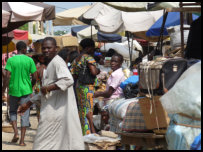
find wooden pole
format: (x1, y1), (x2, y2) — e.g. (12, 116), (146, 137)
(180, 2), (184, 57)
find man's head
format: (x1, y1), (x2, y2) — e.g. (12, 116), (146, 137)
(79, 38), (95, 55)
(16, 41), (27, 54)
(110, 53), (123, 71)
(41, 37), (57, 64)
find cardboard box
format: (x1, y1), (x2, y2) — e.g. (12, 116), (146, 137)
(139, 96), (170, 130)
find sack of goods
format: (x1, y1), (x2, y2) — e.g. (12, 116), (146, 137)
(138, 57), (188, 95)
(121, 99), (149, 132)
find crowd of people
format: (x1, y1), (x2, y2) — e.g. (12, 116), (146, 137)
(2, 37), (129, 150)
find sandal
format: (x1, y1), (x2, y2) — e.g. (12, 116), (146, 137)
(19, 143), (26, 146)
(11, 135), (19, 143)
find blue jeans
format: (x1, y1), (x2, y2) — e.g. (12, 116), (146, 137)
(9, 94), (31, 127)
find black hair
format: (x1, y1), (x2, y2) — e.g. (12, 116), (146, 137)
(16, 41), (27, 52)
(105, 48), (116, 57)
(69, 51), (79, 63)
(42, 37), (57, 46)
(57, 47), (70, 62)
(94, 56), (101, 63)
(79, 38), (95, 49)
(112, 52), (124, 63)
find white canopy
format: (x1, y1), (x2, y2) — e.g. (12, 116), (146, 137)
(103, 2), (148, 12)
(82, 2), (163, 34)
(2, 10), (10, 28)
(77, 26), (98, 42)
(100, 40), (143, 61)
(53, 5), (91, 26)
(95, 9), (163, 34)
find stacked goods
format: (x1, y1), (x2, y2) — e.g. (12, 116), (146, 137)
(138, 96), (170, 130)
(159, 62), (201, 150)
(84, 133), (120, 150)
(108, 98), (139, 133)
(138, 57), (188, 95)
(160, 62), (201, 118)
(100, 130), (118, 138)
(121, 100), (149, 132)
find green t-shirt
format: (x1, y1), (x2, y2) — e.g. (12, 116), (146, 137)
(5, 54), (37, 97)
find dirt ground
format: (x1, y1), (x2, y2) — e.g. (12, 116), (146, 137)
(2, 110), (38, 150)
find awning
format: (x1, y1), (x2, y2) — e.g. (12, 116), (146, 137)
(53, 5), (91, 26)
(2, 2), (55, 34)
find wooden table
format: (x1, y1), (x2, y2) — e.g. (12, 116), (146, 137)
(117, 132), (167, 150)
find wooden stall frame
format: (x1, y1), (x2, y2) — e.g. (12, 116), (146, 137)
(166, 2), (201, 57)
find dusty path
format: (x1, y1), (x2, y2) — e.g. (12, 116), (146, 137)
(2, 110), (38, 150)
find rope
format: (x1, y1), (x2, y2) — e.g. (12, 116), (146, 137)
(173, 121), (201, 128)
(149, 61), (160, 130)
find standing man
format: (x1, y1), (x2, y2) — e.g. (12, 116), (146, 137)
(18, 37), (84, 150)
(4, 41), (37, 146)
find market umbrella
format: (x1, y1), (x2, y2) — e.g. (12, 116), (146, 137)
(2, 10), (11, 28)
(2, 29), (31, 54)
(147, 2), (180, 11)
(103, 2), (149, 12)
(2, 31), (14, 46)
(2, 2), (55, 34)
(53, 5), (91, 26)
(146, 12), (200, 37)
(71, 25), (122, 43)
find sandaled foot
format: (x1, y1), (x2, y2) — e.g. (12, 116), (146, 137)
(19, 143), (26, 146)
(11, 135), (19, 143)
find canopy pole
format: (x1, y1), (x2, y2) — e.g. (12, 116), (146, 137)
(130, 33), (134, 70)
(126, 31), (131, 68)
(6, 31), (10, 121)
(6, 32), (9, 59)
(91, 23), (92, 39)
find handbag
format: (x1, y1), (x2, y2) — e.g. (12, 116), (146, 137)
(78, 58), (96, 85)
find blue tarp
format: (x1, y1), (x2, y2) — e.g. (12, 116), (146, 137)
(146, 12), (199, 37)
(191, 133), (201, 150)
(71, 25), (89, 37)
(71, 25), (121, 42)
(97, 31), (121, 42)
(120, 75), (139, 89)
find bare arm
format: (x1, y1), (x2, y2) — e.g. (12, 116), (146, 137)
(2, 70), (11, 95)
(31, 71), (37, 87)
(88, 63), (100, 76)
(93, 86), (115, 98)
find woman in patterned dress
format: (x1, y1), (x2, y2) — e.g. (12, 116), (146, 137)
(71, 38), (100, 135)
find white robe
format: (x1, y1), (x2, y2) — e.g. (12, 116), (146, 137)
(33, 55), (84, 150)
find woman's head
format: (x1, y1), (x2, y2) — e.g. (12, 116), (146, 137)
(57, 47), (70, 63)
(110, 53), (123, 71)
(79, 38), (95, 55)
(69, 51), (79, 63)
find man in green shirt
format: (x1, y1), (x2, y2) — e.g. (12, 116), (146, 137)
(4, 41), (37, 146)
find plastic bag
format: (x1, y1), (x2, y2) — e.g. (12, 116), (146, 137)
(123, 83), (139, 99)
(160, 62), (201, 118)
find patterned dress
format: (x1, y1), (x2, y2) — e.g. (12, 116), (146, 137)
(71, 54), (97, 135)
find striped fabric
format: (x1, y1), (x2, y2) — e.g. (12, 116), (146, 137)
(122, 101), (148, 132)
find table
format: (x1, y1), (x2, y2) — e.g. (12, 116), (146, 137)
(117, 132), (167, 150)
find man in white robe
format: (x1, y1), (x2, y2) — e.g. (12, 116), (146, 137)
(18, 38), (84, 150)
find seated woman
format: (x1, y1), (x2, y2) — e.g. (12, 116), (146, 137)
(93, 53), (125, 131)
(93, 52), (125, 105)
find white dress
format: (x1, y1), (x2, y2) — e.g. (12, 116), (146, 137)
(33, 55), (84, 150)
